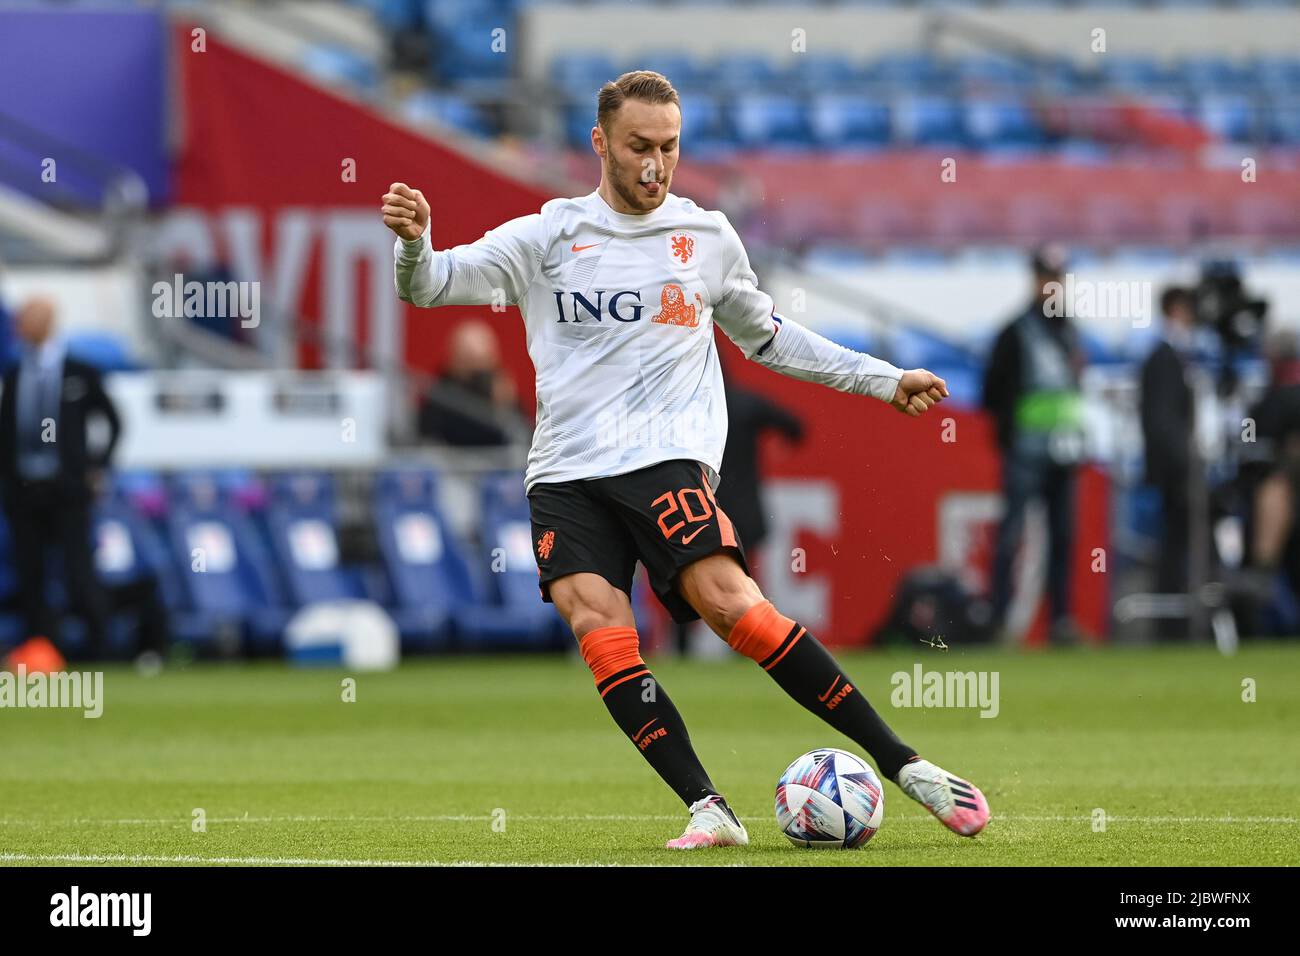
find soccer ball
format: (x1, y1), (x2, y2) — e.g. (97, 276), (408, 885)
(775, 748), (884, 849)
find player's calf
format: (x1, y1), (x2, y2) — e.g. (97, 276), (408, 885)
(574, 622), (730, 819)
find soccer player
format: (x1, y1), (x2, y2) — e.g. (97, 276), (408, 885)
(383, 71), (990, 848)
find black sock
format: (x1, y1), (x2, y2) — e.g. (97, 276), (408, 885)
(596, 666), (718, 808)
(762, 630), (918, 781)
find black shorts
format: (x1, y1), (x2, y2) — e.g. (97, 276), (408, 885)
(528, 459), (749, 623)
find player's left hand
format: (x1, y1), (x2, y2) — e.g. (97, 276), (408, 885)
(890, 369), (948, 417)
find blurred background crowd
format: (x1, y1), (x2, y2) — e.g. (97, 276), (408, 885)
(1, 0), (1298, 665)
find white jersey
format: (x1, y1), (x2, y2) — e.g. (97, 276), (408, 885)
(394, 190), (903, 491)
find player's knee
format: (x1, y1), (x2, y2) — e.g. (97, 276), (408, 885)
(550, 574), (631, 639)
(695, 574), (765, 636)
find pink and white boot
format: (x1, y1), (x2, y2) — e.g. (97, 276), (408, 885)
(665, 795), (749, 850)
(896, 758), (990, 837)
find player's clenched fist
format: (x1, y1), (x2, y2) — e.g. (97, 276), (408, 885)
(382, 182), (430, 242)
(890, 369), (949, 417)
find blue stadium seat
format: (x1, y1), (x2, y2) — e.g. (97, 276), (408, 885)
(1197, 94), (1259, 142)
(1098, 56), (1179, 93)
(1272, 103), (1300, 144)
(402, 90), (494, 137)
(1179, 57), (1257, 94)
(266, 473), (366, 608)
(358, 0), (425, 31)
(1256, 56), (1300, 95)
(453, 471), (565, 650)
(432, 12), (513, 82)
(564, 104), (596, 148)
(809, 95), (891, 148)
(965, 97), (1046, 148)
(551, 53), (619, 97)
(869, 53), (952, 93)
(731, 93), (814, 148)
(787, 55), (865, 94)
(710, 53), (782, 94)
(955, 55), (1036, 91)
(893, 95), (967, 147)
(65, 332), (138, 372)
(679, 95), (734, 153)
(371, 468), (468, 651)
(634, 52), (714, 92)
(166, 472), (290, 655)
(300, 45), (381, 94)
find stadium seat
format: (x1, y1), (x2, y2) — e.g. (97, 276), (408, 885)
(166, 472), (291, 655)
(371, 468), (469, 651)
(1098, 56), (1179, 94)
(551, 53), (619, 98)
(710, 53), (782, 94)
(731, 93), (815, 149)
(810, 95), (891, 148)
(1197, 94), (1260, 143)
(788, 55), (866, 95)
(678, 96), (734, 153)
(402, 90), (494, 137)
(955, 56), (1036, 91)
(65, 331), (138, 371)
(893, 95), (967, 147)
(1255, 56), (1300, 96)
(870, 53), (952, 94)
(300, 45), (381, 94)
(1179, 56), (1257, 94)
(453, 471), (566, 650)
(965, 98), (1047, 148)
(634, 52), (714, 93)
(266, 473), (367, 607)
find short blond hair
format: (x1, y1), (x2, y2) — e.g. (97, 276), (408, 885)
(596, 70), (680, 132)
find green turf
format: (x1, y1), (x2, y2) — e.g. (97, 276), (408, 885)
(1, 644), (1297, 866)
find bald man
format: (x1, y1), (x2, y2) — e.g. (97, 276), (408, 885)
(0, 297), (120, 659)
(417, 318), (525, 446)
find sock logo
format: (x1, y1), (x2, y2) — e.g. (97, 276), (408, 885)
(817, 675), (854, 709)
(633, 717), (667, 751)
(826, 682), (854, 710)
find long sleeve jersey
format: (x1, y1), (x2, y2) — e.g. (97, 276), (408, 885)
(395, 190), (903, 491)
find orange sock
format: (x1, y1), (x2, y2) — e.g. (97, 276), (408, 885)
(727, 600), (805, 670)
(577, 624), (719, 806)
(578, 625), (649, 697)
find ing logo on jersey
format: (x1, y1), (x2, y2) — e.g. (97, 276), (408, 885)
(652, 283), (704, 328)
(669, 231), (695, 265)
(536, 530), (555, 561)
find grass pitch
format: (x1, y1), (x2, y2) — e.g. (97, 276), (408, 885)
(1, 644), (1297, 866)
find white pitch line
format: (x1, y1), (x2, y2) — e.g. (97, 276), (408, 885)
(0, 813), (1295, 827)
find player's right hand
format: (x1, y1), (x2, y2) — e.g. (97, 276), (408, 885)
(382, 182), (430, 242)
(890, 369), (948, 417)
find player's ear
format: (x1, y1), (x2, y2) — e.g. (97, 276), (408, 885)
(591, 125), (605, 159)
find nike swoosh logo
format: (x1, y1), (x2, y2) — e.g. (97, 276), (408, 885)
(681, 524), (710, 545)
(817, 676), (841, 702)
(571, 241), (601, 253)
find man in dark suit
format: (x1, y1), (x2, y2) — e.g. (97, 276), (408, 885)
(0, 297), (121, 659)
(1140, 287), (1196, 637)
